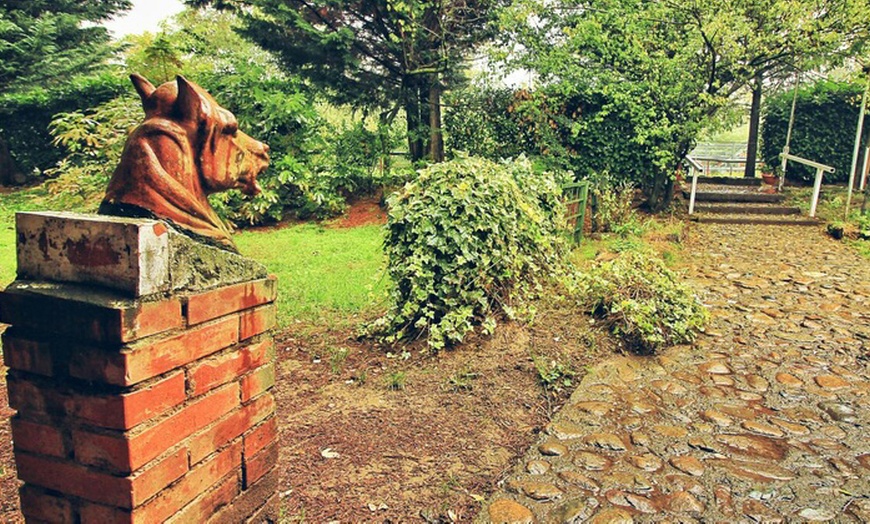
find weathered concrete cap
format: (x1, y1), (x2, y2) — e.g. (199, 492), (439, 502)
(16, 212), (171, 297)
(15, 211), (268, 297)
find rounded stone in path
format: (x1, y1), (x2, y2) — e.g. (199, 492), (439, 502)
(769, 418), (810, 436)
(741, 420), (785, 438)
(573, 401), (613, 416)
(605, 490), (657, 513)
(708, 458), (795, 481)
(818, 401), (857, 423)
(526, 460), (550, 475)
(574, 451), (612, 471)
(746, 374), (770, 392)
(814, 375), (849, 390)
(518, 481), (563, 501)
(630, 432), (651, 447)
(797, 507), (837, 521)
(628, 453), (663, 472)
(583, 433), (627, 451)
(699, 361), (732, 375)
(775, 373), (804, 388)
(669, 456), (705, 476)
(716, 433), (787, 460)
(487, 499), (534, 524)
(701, 409), (733, 427)
(858, 453), (870, 469)
(666, 491), (705, 513)
(742, 499), (784, 523)
(549, 422), (586, 440)
(538, 441), (568, 456)
(558, 471), (600, 492)
(555, 497), (598, 523)
(588, 508), (633, 524)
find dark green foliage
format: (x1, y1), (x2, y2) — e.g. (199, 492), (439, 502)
(0, 72), (129, 176)
(762, 79), (870, 185)
(572, 251), (708, 353)
(0, 0), (131, 93)
(366, 156), (568, 350)
(443, 86), (536, 159)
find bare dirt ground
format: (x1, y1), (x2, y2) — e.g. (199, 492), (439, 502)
(274, 297), (614, 522)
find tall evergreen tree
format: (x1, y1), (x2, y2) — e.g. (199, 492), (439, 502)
(0, 1), (132, 93)
(188, 0), (503, 161)
(0, 0), (131, 183)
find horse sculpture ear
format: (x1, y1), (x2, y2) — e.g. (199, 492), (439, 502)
(130, 73), (156, 102)
(175, 75), (204, 123)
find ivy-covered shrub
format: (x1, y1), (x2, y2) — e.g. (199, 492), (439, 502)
(366, 156), (569, 350)
(572, 252), (707, 353)
(762, 79), (870, 185)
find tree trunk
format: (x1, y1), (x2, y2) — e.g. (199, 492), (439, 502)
(404, 80), (425, 162)
(744, 72), (763, 178)
(0, 135), (22, 186)
(428, 78), (444, 162)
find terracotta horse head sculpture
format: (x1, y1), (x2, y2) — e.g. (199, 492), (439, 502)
(100, 74), (270, 252)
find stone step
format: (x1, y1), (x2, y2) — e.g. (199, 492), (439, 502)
(693, 192), (785, 203)
(691, 214), (820, 226)
(693, 204), (801, 215)
(694, 176), (763, 187)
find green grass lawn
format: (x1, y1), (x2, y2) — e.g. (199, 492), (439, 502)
(0, 187), (388, 327)
(235, 223), (387, 327)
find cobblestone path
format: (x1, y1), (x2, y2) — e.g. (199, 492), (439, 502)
(479, 224), (870, 523)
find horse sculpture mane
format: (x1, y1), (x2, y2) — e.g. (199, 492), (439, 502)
(100, 74), (270, 252)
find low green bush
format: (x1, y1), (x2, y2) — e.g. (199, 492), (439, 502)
(365, 156), (568, 350)
(572, 251), (707, 353)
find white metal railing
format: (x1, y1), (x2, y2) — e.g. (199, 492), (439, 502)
(780, 152), (835, 217)
(685, 155), (705, 215)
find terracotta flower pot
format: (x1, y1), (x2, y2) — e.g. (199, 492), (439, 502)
(761, 173), (778, 186)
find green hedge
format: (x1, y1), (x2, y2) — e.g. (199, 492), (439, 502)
(762, 79), (870, 185)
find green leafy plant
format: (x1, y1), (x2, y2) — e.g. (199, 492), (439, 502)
(571, 251), (708, 353)
(327, 347), (350, 374)
(384, 371), (407, 390)
(446, 368), (479, 392)
(532, 355), (575, 392)
(364, 156), (569, 351)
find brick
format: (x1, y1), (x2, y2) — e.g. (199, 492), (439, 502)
(190, 393), (275, 465)
(6, 374), (62, 417)
(239, 304), (277, 340)
(128, 447), (189, 506)
(79, 503), (131, 524)
(2, 332), (55, 376)
(241, 363), (276, 402)
(0, 283), (181, 344)
(185, 276), (277, 325)
(244, 417), (277, 459)
(11, 416), (66, 457)
(189, 339), (273, 397)
(16, 451), (130, 507)
(73, 384), (239, 473)
(165, 472), (240, 524)
(244, 442), (277, 488)
(74, 371), (186, 430)
(69, 315), (239, 387)
(17, 445), (188, 509)
(132, 440), (242, 524)
(208, 468), (278, 524)
(14, 211), (171, 296)
(19, 485), (74, 523)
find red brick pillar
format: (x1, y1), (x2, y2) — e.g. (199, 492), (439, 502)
(0, 212), (279, 523)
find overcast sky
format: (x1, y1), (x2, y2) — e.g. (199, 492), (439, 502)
(104, 0), (186, 38)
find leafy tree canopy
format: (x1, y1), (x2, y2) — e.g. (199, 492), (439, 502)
(186, 0), (505, 160)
